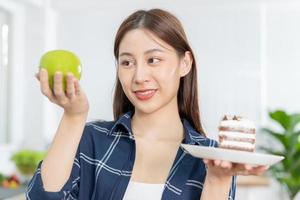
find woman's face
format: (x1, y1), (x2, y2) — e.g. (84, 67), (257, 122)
(117, 29), (191, 115)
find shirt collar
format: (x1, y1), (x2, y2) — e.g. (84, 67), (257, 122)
(108, 111), (134, 139)
(108, 111), (206, 145)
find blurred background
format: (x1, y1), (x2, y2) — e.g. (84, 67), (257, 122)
(0, 0), (300, 199)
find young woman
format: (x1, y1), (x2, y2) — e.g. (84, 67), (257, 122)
(27, 9), (268, 200)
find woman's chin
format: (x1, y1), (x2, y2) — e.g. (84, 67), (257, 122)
(134, 104), (162, 115)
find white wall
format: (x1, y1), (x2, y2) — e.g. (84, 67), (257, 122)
(14, 0), (300, 144)
(265, 2), (300, 113)
(53, 1), (264, 140)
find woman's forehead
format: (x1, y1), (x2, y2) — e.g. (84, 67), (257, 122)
(118, 29), (175, 56)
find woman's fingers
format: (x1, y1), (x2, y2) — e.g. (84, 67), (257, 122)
(204, 159), (269, 176)
(35, 69), (89, 116)
(74, 78), (81, 96)
(230, 164), (268, 176)
(37, 69), (80, 102)
(231, 164), (251, 175)
(66, 73), (75, 99)
(213, 160), (221, 166)
(208, 160), (232, 169)
(53, 71), (68, 103)
(220, 161), (232, 169)
(248, 165), (269, 175)
(203, 159), (214, 166)
(39, 69), (55, 101)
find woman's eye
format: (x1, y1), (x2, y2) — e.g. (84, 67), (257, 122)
(119, 60), (134, 68)
(148, 58), (160, 65)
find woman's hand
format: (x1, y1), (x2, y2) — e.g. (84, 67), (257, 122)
(200, 159), (269, 200)
(35, 69), (89, 117)
(203, 159), (269, 179)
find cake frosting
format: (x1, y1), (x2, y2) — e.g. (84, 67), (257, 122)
(218, 115), (256, 152)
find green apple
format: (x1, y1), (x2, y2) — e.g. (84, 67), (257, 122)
(39, 50), (82, 90)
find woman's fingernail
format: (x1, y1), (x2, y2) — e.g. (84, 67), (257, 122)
(245, 165), (252, 170)
(214, 160), (221, 166)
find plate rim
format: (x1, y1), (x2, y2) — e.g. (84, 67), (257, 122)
(180, 144), (284, 166)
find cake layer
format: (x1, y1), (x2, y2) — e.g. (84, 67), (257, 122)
(219, 144), (254, 152)
(219, 126), (255, 134)
(219, 118), (255, 133)
(219, 131), (256, 143)
(219, 140), (255, 151)
(219, 136), (255, 143)
(219, 131), (255, 139)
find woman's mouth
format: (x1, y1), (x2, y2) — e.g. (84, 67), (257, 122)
(134, 89), (157, 101)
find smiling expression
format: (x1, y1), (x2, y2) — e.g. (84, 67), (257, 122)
(117, 28), (191, 115)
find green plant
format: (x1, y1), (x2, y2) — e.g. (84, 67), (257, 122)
(0, 173), (5, 185)
(262, 110), (300, 199)
(11, 150), (46, 175)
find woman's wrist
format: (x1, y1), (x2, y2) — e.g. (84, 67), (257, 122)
(205, 169), (232, 183)
(206, 169), (232, 194)
(63, 112), (88, 122)
(205, 173), (232, 186)
(201, 172), (232, 200)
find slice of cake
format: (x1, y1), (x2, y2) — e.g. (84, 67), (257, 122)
(218, 115), (256, 152)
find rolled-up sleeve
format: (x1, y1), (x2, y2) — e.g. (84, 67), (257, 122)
(26, 152), (81, 200)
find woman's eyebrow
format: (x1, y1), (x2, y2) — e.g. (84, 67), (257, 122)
(119, 52), (133, 57)
(144, 48), (165, 54)
(119, 48), (165, 57)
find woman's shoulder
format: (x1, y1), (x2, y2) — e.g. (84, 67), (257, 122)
(80, 112), (133, 145)
(75, 119), (122, 155)
(182, 119), (218, 147)
(188, 133), (218, 148)
(86, 119), (114, 131)
(77, 120), (112, 146)
(82, 119), (116, 139)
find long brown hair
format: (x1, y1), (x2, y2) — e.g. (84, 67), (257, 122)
(113, 9), (206, 136)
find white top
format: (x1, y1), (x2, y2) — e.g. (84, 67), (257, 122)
(123, 181), (165, 200)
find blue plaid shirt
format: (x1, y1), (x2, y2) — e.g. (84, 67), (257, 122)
(26, 111), (236, 200)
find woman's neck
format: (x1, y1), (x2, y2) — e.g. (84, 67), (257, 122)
(131, 106), (184, 142)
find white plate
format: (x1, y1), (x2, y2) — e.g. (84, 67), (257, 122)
(181, 144), (284, 166)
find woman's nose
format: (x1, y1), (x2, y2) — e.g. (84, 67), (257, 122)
(133, 63), (150, 84)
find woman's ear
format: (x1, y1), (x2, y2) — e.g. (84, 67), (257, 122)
(179, 51), (193, 77)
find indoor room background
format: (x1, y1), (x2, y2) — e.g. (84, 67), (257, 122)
(0, 0), (300, 199)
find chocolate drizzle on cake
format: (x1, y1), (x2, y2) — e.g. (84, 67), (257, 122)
(233, 115), (239, 120)
(222, 115), (229, 120)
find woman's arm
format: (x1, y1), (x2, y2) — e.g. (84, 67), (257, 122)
(36, 69), (89, 191)
(200, 174), (232, 200)
(41, 113), (87, 191)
